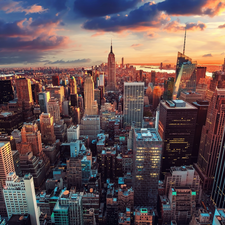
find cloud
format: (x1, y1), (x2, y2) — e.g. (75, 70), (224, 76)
(0, 14), (64, 38)
(0, 51), (45, 65)
(44, 59), (91, 64)
(0, 16), (70, 65)
(218, 24), (225, 29)
(164, 21), (206, 32)
(83, 2), (169, 32)
(131, 43), (143, 48)
(186, 22), (206, 30)
(91, 32), (105, 37)
(157, 0), (225, 17)
(0, 0), (48, 14)
(74, 0), (141, 18)
(202, 53), (213, 57)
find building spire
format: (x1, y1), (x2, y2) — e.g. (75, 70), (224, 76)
(110, 39), (113, 53)
(183, 27), (187, 55)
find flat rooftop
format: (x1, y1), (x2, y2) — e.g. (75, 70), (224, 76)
(0, 142), (8, 148)
(134, 128), (162, 142)
(124, 82), (144, 86)
(161, 100), (197, 110)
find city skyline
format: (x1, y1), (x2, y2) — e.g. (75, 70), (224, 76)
(0, 0), (225, 67)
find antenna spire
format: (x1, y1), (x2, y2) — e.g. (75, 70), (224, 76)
(183, 27), (187, 55)
(110, 39), (113, 53)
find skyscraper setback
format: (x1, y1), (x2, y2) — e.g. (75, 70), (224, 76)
(106, 43), (116, 92)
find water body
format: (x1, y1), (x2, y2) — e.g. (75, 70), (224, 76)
(133, 65), (212, 77)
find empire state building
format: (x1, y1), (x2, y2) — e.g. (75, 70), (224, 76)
(106, 43), (116, 91)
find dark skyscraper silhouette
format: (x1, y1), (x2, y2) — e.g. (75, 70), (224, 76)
(211, 126), (225, 208)
(158, 100), (197, 176)
(0, 80), (14, 105)
(195, 89), (225, 190)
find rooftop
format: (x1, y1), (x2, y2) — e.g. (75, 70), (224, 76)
(161, 100), (197, 110)
(124, 82), (144, 86)
(0, 142), (8, 148)
(134, 128), (162, 142)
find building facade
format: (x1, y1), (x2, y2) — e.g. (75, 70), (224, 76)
(195, 88), (225, 190)
(106, 44), (116, 92)
(133, 128), (162, 207)
(158, 100), (197, 176)
(123, 82), (144, 128)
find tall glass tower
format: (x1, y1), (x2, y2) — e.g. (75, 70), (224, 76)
(173, 52), (197, 99)
(123, 82), (144, 128)
(132, 128), (162, 207)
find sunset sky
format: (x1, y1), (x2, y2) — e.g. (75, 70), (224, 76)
(0, 0), (225, 67)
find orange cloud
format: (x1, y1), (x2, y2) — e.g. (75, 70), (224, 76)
(91, 32), (105, 37)
(131, 44), (143, 48)
(203, 0), (225, 16)
(164, 21), (206, 32)
(2, 1), (48, 15)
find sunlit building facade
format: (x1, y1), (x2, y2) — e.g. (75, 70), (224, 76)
(84, 75), (98, 116)
(211, 127), (225, 208)
(132, 128), (162, 207)
(195, 88), (225, 190)
(123, 82), (144, 128)
(106, 43), (116, 92)
(173, 52), (197, 99)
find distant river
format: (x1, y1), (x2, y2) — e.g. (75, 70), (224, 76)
(133, 65), (213, 77)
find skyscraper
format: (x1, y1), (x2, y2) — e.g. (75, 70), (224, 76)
(24, 174), (40, 225)
(196, 67), (206, 85)
(0, 80), (14, 104)
(191, 100), (209, 163)
(152, 86), (162, 110)
(21, 123), (42, 157)
(158, 100), (197, 176)
(48, 97), (61, 123)
(132, 128), (162, 207)
(0, 142), (15, 216)
(38, 92), (50, 113)
(40, 113), (56, 145)
(123, 82), (144, 128)
(151, 71), (156, 85)
(45, 85), (64, 112)
(52, 75), (60, 86)
(106, 43), (116, 92)
(0, 142), (15, 185)
(211, 127), (225, 208)
(195, 88), (225, 190)
(84, 75), (98, 116)
(173, 52), (197, 99)
(3, 172), (40, 225)
(163, 77), (174, 100)
(69, 77), (77, 95)
(16, 78), (34, 108)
